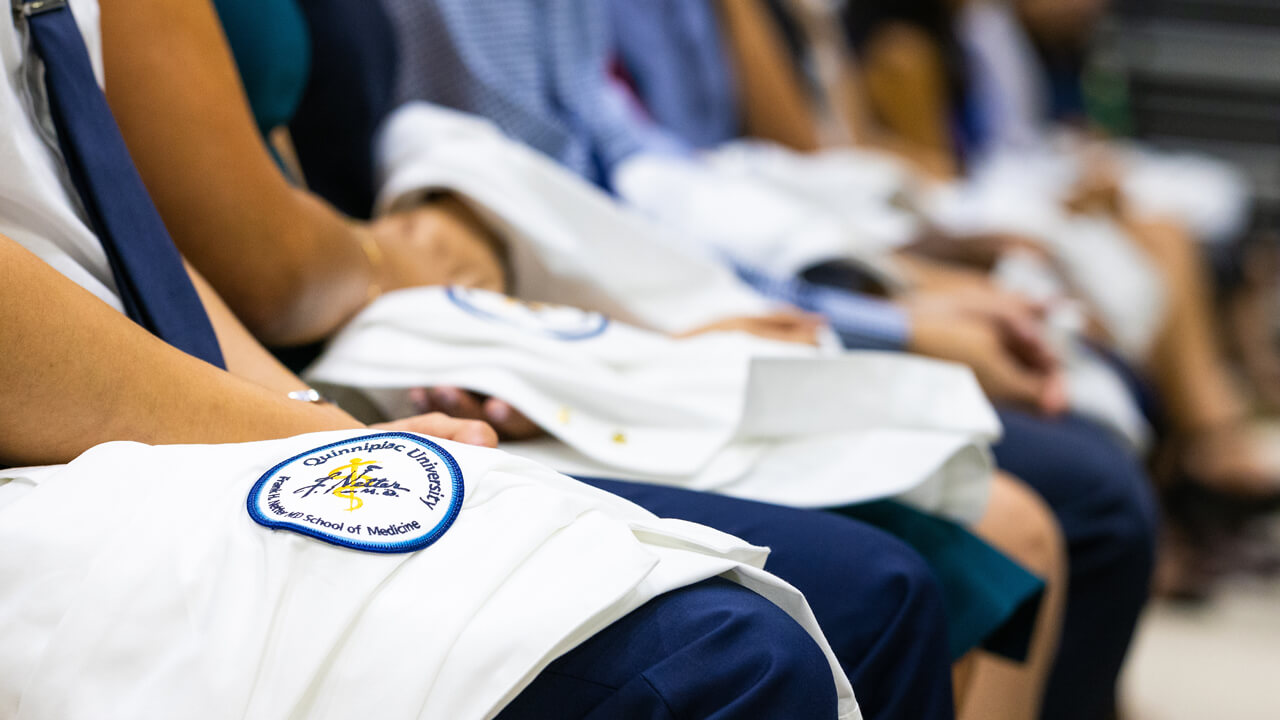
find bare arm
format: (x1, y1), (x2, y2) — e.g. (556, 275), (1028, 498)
(0, 237), (494, 467)
(99, 0), (505, 346)
(186, 259), (313, 393)
(0, 236), (359, 466)
(720, 0), (957, 177)
(858, 23), (958, 176)
(777, 0), (955, 177)
(716, 0), (823, 152)
(99, 0), (373, 345)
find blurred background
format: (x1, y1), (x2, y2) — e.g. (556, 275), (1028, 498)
(1089, 3), (1280, 716)
(1099, 0), (1280, 230)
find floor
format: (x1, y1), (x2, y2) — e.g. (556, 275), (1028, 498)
(1122, 525), (1280, 719)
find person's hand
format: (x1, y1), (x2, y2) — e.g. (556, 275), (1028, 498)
(1064, 173), (1123, 217)
(905, 299), (1067, 415)
(895, 252), (1001, 294)
(407, 387), (545, 441)
(372, 411), (499, 447)
(907, 286), (1057, 371)
(365, 195), (507, 295)
(1064, 147), (1124, 217)
(906, 230), (1051, 271)
(677, 311), (827, 346)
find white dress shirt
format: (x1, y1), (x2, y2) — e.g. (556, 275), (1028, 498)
(0, 0), (120, 310)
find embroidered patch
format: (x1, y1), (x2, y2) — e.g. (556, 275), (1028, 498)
(446, 286), (609, 340)
(247, 432), (464, 553)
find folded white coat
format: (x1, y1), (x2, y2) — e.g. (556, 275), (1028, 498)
(610, 139), (1152, 448)
(376, 102), (774, 335)
(1114, 142), (1252, 246)
(0, 430), (858, 720)
(957, 0), (1251, 246)
(612, 148), (911, 284)
(921, 145), (1168, 361)
(371, 105), (997, 516)
(305, 287), (1000, 523)
(613, 134), (1168, 364)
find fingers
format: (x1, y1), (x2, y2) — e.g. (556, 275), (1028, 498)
(409, 386), (546, 440)
(958, 289), (1057, 372)
(761, 309), (826, 326)
(984, 353), (1055, 413)
(754, 312), (825, 345)
(990, 233), (1053, 262)
(411, 386), (486, 420)
(678, 311), (826, 345)
(373, 412), (499, 448)
(1039, 370), (1070, 416)
(996, 310), (1058, 373)
(443, 415), (501, 447)
(981, 339), (1068, 416)
(963, 286), (1048, 322)
(482, 398), (545, 440)
(959, 318), (1057, 414)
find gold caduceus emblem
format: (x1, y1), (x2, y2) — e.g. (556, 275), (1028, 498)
(326, 457), (379, 512)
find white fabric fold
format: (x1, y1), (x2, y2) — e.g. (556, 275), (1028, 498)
(375, 102), (773, 334)
(701, 141), (923, 262)
(921, 148), (1168, 360)
(0, 431), (858, 720)
(305, 287), (999, 522)
(374, 101), (1146, 449)
(957, 0), (1250, 245)
(612, 151), (858, 277)
(0, 0), (122, 311)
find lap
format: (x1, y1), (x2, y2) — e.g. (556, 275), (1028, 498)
(497, 577), (838, 720)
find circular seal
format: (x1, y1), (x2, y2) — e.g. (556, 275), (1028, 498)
(247, 432), (464, 554)
(446, 286), (609, 341)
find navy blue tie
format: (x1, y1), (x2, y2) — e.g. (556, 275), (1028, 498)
(17, 0), (226, 368)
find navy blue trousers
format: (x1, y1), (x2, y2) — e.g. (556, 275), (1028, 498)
(499, 577), (838, 719)
(579, 478), (956, 720)
(994, 410), (1158, 720)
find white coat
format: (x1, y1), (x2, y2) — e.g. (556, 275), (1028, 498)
(305, 287), (1000, 523)
(0, 431), (858, 719)
(0, 10), (856, 718)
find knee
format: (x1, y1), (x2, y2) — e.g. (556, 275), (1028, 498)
(996, 412), (1159, 575)
(977, 472), (1066, 579)
(706, 584), (840, 716)
(858, 532), (951, 645)
(884, 550), (948, 627)
(832, 535), (954, 718)
(1071, 442), (1159, 575)
(500, 579), (839, 720)
(763, 513), (951, 708)
(752, 508), (949, 643)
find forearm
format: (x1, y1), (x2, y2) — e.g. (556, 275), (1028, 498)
(252, 191), (376, 345)
(718, 0), (822, 151)
(0, 239), (361, 467)
(186, 261), (318, 394)
(101, 0), (373, 346)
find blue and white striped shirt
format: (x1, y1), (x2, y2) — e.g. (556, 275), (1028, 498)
(736, 264), (911, 351)
(382, 0), (913, 352)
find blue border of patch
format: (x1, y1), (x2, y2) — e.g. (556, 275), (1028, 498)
(246, 432), (465, 554)
(445, 286), (610, 341)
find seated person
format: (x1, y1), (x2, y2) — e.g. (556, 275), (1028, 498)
(772, 0), (1280, 598)
(0, 3), (865, 718)
(95, 1), (1062, 718)
(0, 231), (854, 717)
(836, 0), (1280, 495)
(2, 2), (1066, 718)
(341, 1), (1158, 718)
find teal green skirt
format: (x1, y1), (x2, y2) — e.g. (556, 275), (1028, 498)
(835, 501), (1045, 661)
